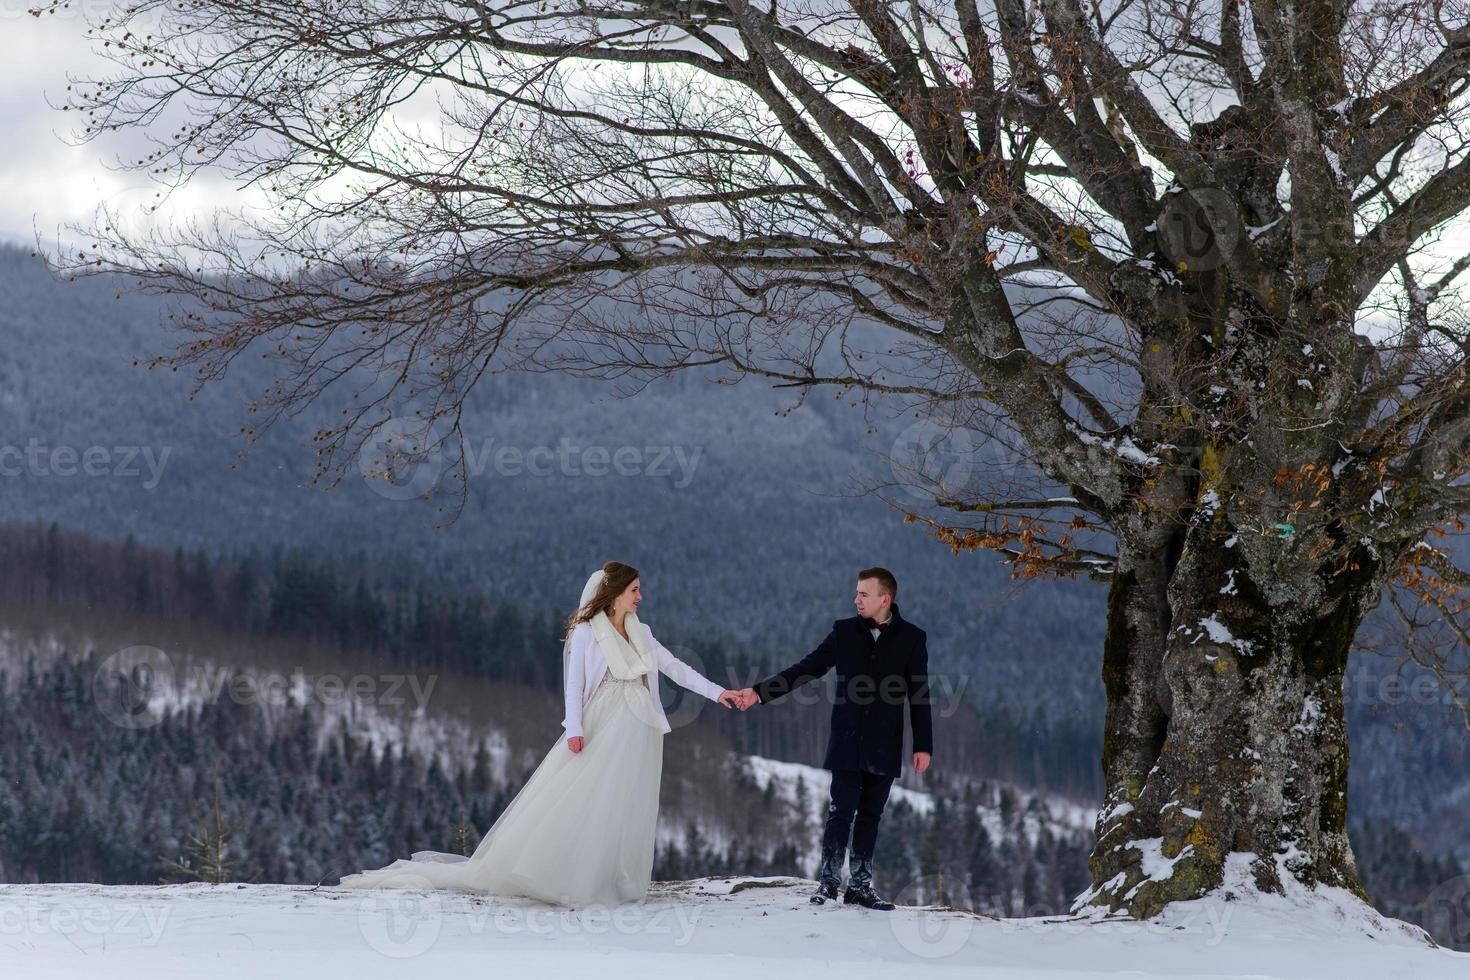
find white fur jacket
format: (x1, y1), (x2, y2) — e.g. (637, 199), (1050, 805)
(561, 619), (725, 739)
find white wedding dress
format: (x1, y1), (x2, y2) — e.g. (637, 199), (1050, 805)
(337, 667), (665, 907)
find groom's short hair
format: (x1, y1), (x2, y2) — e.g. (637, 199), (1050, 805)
(857, 566), (898, 599)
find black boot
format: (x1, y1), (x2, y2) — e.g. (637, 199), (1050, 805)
(810, 839), (846, 905)
(810, 880), (839, 905)
(842, 854), (895, 911)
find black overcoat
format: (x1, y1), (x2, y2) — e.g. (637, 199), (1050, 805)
(752, 604), (933, 777)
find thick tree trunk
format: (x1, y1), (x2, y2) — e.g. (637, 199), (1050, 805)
(1078, 524), (1382, 917)
(1092, 523), (1176, 845)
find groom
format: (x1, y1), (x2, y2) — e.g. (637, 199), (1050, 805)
(735, 567), (933, 910)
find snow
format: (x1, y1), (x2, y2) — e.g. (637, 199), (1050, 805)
(1064, 422), (1163, 466)
(1247, 217), (1283, 239)
(1291, 694), (1322, 735)
(0, 634), (520, 783)
(1121, 837), (1196, 900)
(745, 754), (935, 816)
(1194, 613), (1255, 654)
(1323, 145), (1344, 185)
(1219, 568), (1238, 595)
(1, 871), (1463, 979)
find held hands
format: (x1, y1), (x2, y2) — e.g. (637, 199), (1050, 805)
(566, 688), (775, 747)
(719, 686), (927, 768)
(716, 688), (760, 710)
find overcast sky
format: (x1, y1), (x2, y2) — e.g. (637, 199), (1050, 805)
(1, 15), (266, 256)
(5, 13), (1468, 278)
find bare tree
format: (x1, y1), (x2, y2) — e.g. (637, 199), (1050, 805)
(34, 0), (1470, 918)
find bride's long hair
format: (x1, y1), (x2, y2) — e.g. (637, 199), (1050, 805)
(563, 561), (640, 644)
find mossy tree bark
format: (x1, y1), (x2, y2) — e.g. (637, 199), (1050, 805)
(1083, 526), (1387, 916)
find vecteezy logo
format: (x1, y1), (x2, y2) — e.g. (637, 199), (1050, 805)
(355, 874), (444, 957)
(647, 642), (714, 733)
(1422, 873), (1470, 950)
(357, 416), (446, 501)
(889, 419), (980, 503)
(887, 872), (976, 958)
(92, 645), (176, 729)
(1157, 187), (1239, 273)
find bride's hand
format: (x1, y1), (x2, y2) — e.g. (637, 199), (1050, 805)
(567, 736), (584, 754)
(717, 690), (741, 708)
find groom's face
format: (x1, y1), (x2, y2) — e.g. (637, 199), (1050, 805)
(854, 578), (891, 620)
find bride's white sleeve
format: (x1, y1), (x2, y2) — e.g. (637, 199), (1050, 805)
(647, 626), (724, 700)
(562, 623), (590, 739)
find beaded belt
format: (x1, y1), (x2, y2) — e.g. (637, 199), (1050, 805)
(599, 673), (649, 688)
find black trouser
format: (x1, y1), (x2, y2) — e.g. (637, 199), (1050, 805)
(818, 768), (894, 884)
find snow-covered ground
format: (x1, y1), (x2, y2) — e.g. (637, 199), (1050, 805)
(2, 870), (1465, 980)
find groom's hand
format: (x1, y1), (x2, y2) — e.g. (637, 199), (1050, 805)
(912, 751), (931, 774)
(735, 688), (759, 710)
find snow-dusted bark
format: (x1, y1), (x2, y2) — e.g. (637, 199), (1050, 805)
(1081, 520), (1386, 917)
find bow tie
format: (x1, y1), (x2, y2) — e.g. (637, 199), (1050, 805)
(863, 617), (891, 632)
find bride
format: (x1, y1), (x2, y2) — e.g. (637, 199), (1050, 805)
(336, 561), (742, 907)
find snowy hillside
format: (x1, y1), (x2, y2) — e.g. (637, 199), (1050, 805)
(744, 753), (1094, 853)
(2, 867), (1465, 979)
(0, 627), (1093, 869)
(0, 625), (523, 777)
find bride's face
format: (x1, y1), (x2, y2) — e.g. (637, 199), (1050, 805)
(612, 578), (641, 618)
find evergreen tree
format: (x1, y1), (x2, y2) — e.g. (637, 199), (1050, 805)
(158, 759), (261, 884)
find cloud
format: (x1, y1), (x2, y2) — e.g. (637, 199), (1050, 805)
(0, 17), (260, 252)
